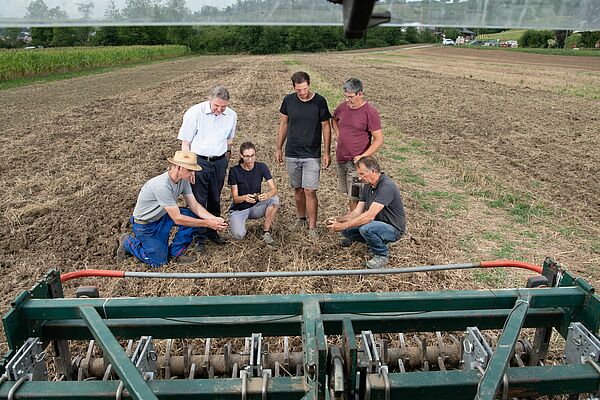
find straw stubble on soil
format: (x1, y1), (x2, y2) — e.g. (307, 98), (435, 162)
(0, 47), (599, 354)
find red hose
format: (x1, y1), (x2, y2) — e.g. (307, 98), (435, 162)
(60, 269), (124, 282)
(480, 260), (542, 274)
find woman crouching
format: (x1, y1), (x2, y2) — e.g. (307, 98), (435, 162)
(228, 142), (280, 244)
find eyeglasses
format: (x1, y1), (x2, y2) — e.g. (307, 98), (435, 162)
(242, 154), (256, 159)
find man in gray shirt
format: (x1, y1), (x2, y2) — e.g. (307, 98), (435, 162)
(326, 156), (405, 269)
(117, 150), (228, 267)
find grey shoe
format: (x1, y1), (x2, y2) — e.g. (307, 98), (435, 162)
(365, 255), (389, 269)
(339, 237), (353, 247)
(116, 233), (130, 261)
(308, 228), (319, 239)
(262, 232), (274, 245)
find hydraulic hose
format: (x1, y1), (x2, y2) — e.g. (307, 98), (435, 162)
(480, 260), (542, 274)
(60, 260), (542, 283)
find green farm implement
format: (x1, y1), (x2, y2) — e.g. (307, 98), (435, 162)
(1, 258), (599, 399)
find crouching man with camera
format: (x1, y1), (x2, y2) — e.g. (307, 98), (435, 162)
(326, 157), (405, 269)
(228, 142), (279, 244)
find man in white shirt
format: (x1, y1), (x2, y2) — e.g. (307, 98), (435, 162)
(178, 86), (237, 249)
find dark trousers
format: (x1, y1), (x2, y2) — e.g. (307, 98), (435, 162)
(192, 155), (228, 243)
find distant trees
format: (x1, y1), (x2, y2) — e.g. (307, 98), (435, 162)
(6, 0), (437, 51)
(520, 30), (555, 48)
(443, 28), (461, 40)
(185, 26), (430, 54)
(31, 28), (53, 46)
(579, 31), (600, 48)
(0, 28), (25, 48)
(520, 29), (600, 49)
(26, 0), (50, 19)
(76, 2), (94, 20)
(4, 25), (437, 51)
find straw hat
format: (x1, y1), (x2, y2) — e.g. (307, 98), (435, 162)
(167, 150), (202, 171)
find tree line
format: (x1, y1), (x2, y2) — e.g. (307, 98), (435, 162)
(0, 25), (438, 53)
(518, 30), (599, 49)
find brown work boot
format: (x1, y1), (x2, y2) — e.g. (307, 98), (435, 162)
(175, 254), (197, 264)
(115, 233), (130, 262)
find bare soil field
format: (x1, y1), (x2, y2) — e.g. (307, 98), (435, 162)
(0, 47), (598, 355)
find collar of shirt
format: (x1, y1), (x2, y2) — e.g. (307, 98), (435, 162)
(201, 100), (229, 116)
(370, 173), (385, 190)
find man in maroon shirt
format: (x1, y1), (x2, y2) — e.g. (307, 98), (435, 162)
(332, 78), (384, 211)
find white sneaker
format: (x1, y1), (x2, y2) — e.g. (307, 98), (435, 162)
(308, 228), (319, 239)
(262, 232), (274, 245)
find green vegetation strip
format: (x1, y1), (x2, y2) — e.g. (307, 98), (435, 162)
(0, 45), (191, 82)
(476, 29), (526, 42)
(464, 46), (600, 57)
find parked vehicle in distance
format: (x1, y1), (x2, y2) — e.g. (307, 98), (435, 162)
(442, 38), (455, 46)
(483, 39), (499, 46)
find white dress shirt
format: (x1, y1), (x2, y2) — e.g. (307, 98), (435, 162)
(177, 100), (237, 157)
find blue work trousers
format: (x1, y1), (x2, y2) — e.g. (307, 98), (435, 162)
(192, 156), (228, 243)
(123, 208), (198, 267)
(342, 221), (402, 257)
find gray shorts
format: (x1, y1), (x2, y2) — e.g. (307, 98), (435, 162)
(229, 196), (280, 239)
(286, 157), (320, 190)
(337, 161), (363, 201)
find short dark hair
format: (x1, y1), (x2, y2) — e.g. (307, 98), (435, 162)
(343, 77), (363, 94)
(238, 141), (256, 164)
(357, 156), (381, 173)
(291, 71), (310, 86)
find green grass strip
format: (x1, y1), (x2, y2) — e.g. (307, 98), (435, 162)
(463, 46), (600, 57)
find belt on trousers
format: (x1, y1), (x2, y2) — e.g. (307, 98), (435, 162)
(197, 153), (226, 162)
(133, 218), (150, 225)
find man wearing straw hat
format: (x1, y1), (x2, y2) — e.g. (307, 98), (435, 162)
(116, 150), (228, 267)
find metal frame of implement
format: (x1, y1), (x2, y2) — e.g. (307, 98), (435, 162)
(0, 257), (599, 399)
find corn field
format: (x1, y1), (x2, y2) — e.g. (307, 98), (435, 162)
(0, 45), (191, 82)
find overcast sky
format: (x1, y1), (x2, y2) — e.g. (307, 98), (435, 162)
(0, 0), (238, 19)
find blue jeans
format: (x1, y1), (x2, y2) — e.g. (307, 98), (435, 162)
(342, 221), (401, 257)
(123, 208), (198, 267)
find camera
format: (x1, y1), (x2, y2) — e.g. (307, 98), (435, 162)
(351, 177), (363, 198)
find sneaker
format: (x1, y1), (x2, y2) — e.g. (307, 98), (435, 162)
(292, 218), (307, 230)
(208, 234), (227, 245)
(175, 254), (197, 264)
(308, 228), (319, 239)
(339, 237), (353, 247)
(365, 255), (389, 269)
(262, 232), (274, 245)
(115, 233), (130, 261)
